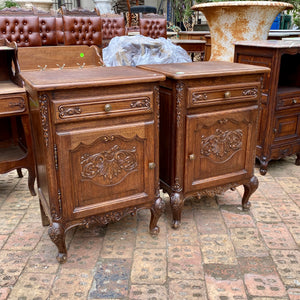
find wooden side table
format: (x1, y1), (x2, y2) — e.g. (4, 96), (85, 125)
(139, 61), (269, 228)
(21, 66), (165, 262)
(234, 40), (300, 174)
(0, 39), (35, 195)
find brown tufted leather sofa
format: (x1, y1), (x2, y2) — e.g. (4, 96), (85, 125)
(101, 14), (125, 48)
(63, 15), (102, 46)
(139, 14), (167, 39)
(0, 15), (42, 46)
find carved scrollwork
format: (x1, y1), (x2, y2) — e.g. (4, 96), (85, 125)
(176, 81), (185, 128)
(130, 98), (150, 109)
(154, 85), (160, 128)
(242, 88), (258, 97)
(171, 178), (183, 193)
(58, 105), (81, 118)
(196, 183), (239, 198)
(200, 129), (243, 161)
(82, 207), (137, 227)
(39, 94), (49, 147)
(192, 92), (208, 103)
(81, 144), (138, 185)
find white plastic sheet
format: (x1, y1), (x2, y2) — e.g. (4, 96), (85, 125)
(103, 35), (192, 67)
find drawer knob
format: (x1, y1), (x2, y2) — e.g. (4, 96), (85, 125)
(189, 154), (195, 160)
(273, 128), (278, 133)
(292, 99), (297, 104)
(149, 162), (156, 169)
(104, 104), (112, 112)
(224, 91), (231, 98)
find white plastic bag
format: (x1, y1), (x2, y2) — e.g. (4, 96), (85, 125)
(103, 35), (192, 67)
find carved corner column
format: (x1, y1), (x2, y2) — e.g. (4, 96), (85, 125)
(170, 81), (185, 229)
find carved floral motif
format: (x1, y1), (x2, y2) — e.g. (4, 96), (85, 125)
(130, 98), (150, 109)
(192, 92), (208, 103)
(58, 105), (81, 118)
(242, 88), (258, 97)
(200, 129), (243, 161)
(176, 81), (185, 128)
(39, 94), (49, 147)
(81, 144), (138, 185)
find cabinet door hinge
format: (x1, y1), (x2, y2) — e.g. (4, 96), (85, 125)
(54, 144), (58, 170)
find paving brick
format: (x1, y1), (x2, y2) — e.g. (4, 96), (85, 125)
(168, 245), (204, 279)
(0, 210), (24, 235)
(62, 236), (102, 269)
(3, 222), (44, 251)
(244, 273), (287, 297)
(50, 271), (94, 299)
(270, 250), (300, 288)
(287, 288), (300, 300)
(100, 227), (135, 259)
(271, 199), (300, 220)
(168, 279), (207, 300)
(7, 272), (55, 300)
(0, 287), (10, 300)
(131, 248), (166, 284)
(257, 222), (298, 249)
(238, 257), (278, 275)
(21, 207), (45, 224)
(203, 264), (241, 280)
(136, 217), (167, 249)
(230, 227), (269, 257)
(0, 250), (30, 286)
(205, 276), (247, 300)
(24, 239), (60, 274)
(200, 234), (237, 265)
(0, 235), (8, 249)
(216, 189), (242, 206)
(290, 193), (300, 208)
(250, 200), (282, 223)
(89, 259), (131, 299)
(258, 181), (289, 199)
(276, 177), (300, 195)
(285, 219), (300, 246)
(0, 190), (33, 211)
(221, 209), (255, 228)
(129, 285), (168, 300)
(194, 209), (227, 235)
(167, 212), (199, 246)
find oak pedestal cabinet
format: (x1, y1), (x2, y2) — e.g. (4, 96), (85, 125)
(20, 66), (165, 263)
(139, 62), (269, 228)
(234, 40), (300, 175)
(0, 39), (35, 195)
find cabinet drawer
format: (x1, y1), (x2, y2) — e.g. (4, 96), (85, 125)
(277, 94), (300, 110)
(0, 95), (27, 116)
(187, 83), (260, 108)
(53, 92), (153, 123)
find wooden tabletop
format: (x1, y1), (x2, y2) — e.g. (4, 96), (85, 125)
(20, 66), (165, 91)
(234, 40), (300, 48)
(138, 61), (270, 80)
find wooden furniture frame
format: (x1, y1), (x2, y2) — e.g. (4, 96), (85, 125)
(234, 40), (300, 174)
(139, 61), (269, 228)
(20, 66), (165, 263)
(0, 39), (35, 195)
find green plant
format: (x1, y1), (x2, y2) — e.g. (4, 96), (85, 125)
(0, 0), (19, 9)
(171, 0), (194, 23)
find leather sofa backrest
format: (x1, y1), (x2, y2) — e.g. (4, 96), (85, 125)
(63, 15), (102, 46)
(139, 17), (167, 39)
(0, 15), (42, 46)
(39, 16), (57, 46)
(101, 14), (125, 40)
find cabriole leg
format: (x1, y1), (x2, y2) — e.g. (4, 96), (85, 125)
(170, 192), (183, 229)
(149, 197), (165, 235)
(242, 175), (258, 210)
(48, 222), (67, 263)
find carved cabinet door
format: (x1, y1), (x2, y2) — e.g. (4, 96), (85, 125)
(55, 121), (156, 221)
(184, 106), (258, 193)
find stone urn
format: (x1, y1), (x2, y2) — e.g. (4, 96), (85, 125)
(192, 1), (294, 62)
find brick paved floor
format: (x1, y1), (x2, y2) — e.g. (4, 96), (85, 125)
(0, 155), (299, 300)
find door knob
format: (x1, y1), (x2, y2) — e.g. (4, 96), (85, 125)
(104, 104), (112, 112)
